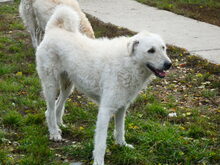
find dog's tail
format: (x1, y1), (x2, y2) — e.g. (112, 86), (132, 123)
(45, 5), (80, 33)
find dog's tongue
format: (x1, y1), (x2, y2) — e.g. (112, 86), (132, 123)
(156, 70), (166, 77)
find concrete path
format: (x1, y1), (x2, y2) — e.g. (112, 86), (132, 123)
(78, 0), (220, 64)
(0, 0), (13, 3)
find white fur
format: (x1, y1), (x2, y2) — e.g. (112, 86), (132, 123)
(19, 0), (95, 49)
(36, 6), (171, 165)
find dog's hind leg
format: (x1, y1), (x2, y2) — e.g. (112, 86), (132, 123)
(55, 72), (74, 127)
(42, 76), (62, 141)
(35, 27), (44, 47)
(114, 107), (134, 148)
(19, 0), (39, 49)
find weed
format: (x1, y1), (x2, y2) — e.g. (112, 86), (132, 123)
(19, 126), (54, 165)
(145, 103), (168, 118)
(201, 89), (218, 98)
(2, 111), (23, 127)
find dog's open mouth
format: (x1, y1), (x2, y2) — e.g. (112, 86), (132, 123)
(146, 64), (166, 78)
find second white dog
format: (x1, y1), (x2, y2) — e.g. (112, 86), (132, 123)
(36, 5), (172, 165)
(19, 0), (95, 49)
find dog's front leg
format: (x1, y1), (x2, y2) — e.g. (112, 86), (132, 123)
(93, 106), (113, 165)
(114, 107), (134, 148)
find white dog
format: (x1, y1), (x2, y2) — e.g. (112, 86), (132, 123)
(19, 0), (94, 49)
(36, 5), (172, 165)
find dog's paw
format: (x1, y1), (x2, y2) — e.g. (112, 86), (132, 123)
(93, 159), (104, 165)
(49, 129), (62, 142)
(93, 150), (104, 165)
(116, 141), (134, 149)
(49, 133), (62, 142)
(57, 122), (67, 128)
(124, 143), (134, 149)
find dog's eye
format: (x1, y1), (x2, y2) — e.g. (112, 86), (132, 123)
(162, 46), (165, 50)
(148, 47), (155, 53)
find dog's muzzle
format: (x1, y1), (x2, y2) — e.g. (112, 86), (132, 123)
(146, 62), (172, 78)
(163, 62), (172, 70)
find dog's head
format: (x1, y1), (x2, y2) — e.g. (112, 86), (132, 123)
(128, 31), (171, 78)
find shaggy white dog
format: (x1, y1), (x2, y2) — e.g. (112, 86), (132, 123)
(36, 5), (172, 165)
(19, 0), (94, 48)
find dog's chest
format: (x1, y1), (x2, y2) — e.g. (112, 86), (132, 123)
(117, 66), (148, 89)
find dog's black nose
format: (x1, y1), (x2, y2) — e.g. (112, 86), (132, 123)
(163, 62), (172, 70)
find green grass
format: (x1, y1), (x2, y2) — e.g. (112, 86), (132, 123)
(137, 0), (220, 8)
(136, 0), (220, 26)
(0, 1), (220, 165)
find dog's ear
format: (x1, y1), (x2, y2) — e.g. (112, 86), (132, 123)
(127, 40), (139, 56)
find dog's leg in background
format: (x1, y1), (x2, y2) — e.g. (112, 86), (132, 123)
(42, 77), (62, 141)
(93, 106), (114, 165)
(35, 27), (44, 47)
(114, 107), (134, 148)
(19, 0), (39, 49)
(56, 72), (74, 127)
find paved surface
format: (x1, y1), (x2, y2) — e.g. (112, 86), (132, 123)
(79, 0), (220, 64)
(0, 0), (13, 3)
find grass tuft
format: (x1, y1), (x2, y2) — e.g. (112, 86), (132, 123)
(145, 103), (168, 118)
(19, 126), (54, 165)
(2, 111), (23, 127)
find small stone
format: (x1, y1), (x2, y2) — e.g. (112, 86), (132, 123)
(168, 112), (177, 117)
(70, 162), (83, 165)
